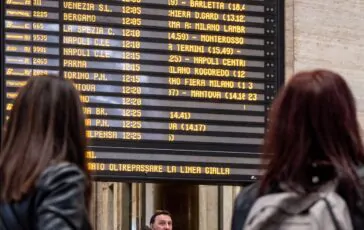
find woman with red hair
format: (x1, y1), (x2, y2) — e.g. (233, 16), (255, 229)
(232, 70), (364, 229)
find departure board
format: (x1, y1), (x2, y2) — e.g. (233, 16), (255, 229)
(1, 0), (284, 184)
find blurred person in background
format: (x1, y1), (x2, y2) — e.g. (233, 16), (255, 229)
(0, 76), (91, 229)
(150, 210), (172, 230)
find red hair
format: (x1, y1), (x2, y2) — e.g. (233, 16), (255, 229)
(260, 70), (364, 205)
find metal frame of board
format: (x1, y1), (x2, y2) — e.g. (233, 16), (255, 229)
(1, 0), (5, 133)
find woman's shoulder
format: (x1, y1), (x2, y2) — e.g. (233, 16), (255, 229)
(234, 183), (260, 209)
(231, 182), (282, 230)
(231, 183), (260, 230)
(34, 162), (90, 229)
(36, 162), (86, 189)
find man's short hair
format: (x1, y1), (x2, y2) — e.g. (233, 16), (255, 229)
(150, 210), (172, 224)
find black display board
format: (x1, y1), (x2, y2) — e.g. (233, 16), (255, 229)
(1, 0), (284, 184)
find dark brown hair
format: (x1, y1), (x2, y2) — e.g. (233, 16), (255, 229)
(150, 210), (172, 224)
(0, 75), (90, 207)
(260, 70), (364, 205)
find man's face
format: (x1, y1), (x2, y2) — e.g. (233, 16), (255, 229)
(151, 214), (172, 230)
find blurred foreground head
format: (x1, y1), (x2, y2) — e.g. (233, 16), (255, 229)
(261, 70), (364, 197)
(0, 76), (89, 202)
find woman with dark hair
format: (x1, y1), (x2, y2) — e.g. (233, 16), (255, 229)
(231, 70), (364, 229)
(0, 76), (91, 229)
